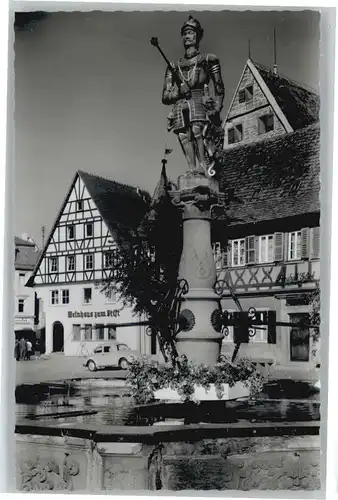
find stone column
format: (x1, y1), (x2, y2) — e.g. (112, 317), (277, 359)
(170, 172), (226, 366)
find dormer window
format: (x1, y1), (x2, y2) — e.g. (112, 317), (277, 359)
(238, 85), (253, 103)
(228, 124), (243, 145)
(258, 113), (274, 135)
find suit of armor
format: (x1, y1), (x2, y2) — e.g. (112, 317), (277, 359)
(162, 17), (225, 173)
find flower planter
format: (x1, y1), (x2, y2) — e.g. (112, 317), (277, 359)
(153, 382), (249, 402)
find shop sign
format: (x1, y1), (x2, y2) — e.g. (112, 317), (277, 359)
(67, 309), (120, 319)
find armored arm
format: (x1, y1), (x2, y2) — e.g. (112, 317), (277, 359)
(208, 54), (225, 113)
(162, 64), (180, 105)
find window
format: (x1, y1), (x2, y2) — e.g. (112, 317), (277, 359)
(49, 257), (58, 273)
(18, 299), (25, 313)
(108, 325), (117, 340)
(85, 254), (94, 270)
(289, 313), (310, 361)
(104, 251), (114, 268)
(19, 273), (26, 285)
(67, 225), (75, 240)
(77, 201), (84, 211)
(96, 324), (105, 340)
(258, 113), (274, 135)
(84, 324), (92, 340)
(62, 289), (70, 304)
(67, 255), (75, 272)
(288, 231), (302, 261)
(231, 239), (245, 266)
(228, 124), (243, 144)
(258, 235), (274, 263)
(51, 290), (59, 305)
(83, 288), (92, 304)
(73, 324), (81, 341)
(238, 85), (253, 103)
(85, 223), (93, 238)
(105, 290), (116, 303)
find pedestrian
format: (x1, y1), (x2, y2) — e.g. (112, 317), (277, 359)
(26, 339), (32, 361)
(19, 337), (26, 361)
(14, 339), (20, 361)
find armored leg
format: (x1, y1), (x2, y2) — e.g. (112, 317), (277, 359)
(178, 129), (196, 170)
(192, 123), (207, 172)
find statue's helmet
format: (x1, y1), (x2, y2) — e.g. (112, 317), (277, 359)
(181, 15), (204, 42)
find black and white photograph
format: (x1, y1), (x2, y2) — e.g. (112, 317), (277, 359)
(13, 8), (324, 493)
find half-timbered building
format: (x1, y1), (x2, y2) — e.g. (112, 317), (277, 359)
(27, 171), (151, 356)
(213, 61), (320, 379)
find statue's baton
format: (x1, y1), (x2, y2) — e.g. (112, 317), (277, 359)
(150, 37), (188, 88)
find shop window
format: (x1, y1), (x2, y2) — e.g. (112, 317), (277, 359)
(108, 325), (117, 340)
(289, 313), (310, 361)
(73, 324), (81, 341)
(62, 289), (69, 304)
(96, 324), (105, 340)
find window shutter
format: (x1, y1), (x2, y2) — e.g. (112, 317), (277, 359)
(267, 311), (277, 344)
(227, 243), (232, 268)
(310, 227), (320, 259)
(274, 232), (284, 261)
(245, 236), (256, 264)
(301, 228), (310, 259)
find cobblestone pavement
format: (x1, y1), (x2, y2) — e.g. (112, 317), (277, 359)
(15, 352), (128, 385)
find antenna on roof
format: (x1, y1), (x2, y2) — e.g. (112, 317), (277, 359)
(248, 39), (251, 60)
(273, 27), (278, 75)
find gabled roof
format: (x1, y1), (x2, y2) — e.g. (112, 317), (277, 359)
(15, 243), (40, 271)
(27, 170), (151, 286)
(218, 122), (320, 226)
(253, 60), (320, 130)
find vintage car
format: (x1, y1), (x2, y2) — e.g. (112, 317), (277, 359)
(83, 343), (146, 371)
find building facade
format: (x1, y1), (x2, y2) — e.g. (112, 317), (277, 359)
(14, 235), (40, 341)
(28, 171), (153, 356)
(213, 59), (320, 379)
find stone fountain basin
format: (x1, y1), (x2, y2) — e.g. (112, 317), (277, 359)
(154, 382), (249, 402)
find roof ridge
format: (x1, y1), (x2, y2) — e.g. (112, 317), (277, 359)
(251, 59), (319, 96)
(78, 169), (148, 195)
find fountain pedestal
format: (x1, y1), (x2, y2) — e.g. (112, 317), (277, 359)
(170, 171), (226, 367)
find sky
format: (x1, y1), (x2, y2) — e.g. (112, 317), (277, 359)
(14, 10), (320, 246)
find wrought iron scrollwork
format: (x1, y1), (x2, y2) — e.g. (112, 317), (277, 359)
(214, 279), (226, 297)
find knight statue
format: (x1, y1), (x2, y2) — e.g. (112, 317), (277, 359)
(161, 16), (225, 175)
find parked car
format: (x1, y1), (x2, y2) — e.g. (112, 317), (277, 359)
(83, 343), (148, 372)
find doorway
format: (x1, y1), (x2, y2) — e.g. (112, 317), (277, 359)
(52, 321), (64, 352)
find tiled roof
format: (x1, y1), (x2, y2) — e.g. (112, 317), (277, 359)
(253, 61), (320, 130)
(15, 243), (40, 271)
(14, 236), (36, 247)
(78, 171), (151, 235)
(218, 123), (320, 226)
